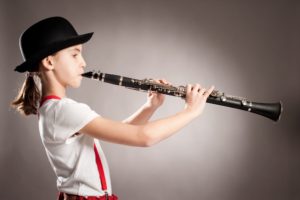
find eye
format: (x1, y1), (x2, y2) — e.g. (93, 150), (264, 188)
(73, 54), (78, 57)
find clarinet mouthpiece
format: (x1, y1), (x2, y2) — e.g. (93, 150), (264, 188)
(81, 71), (94, 78)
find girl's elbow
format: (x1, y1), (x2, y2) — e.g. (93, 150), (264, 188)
(139, 126), (159, 147)
(142, 137), (156, 147)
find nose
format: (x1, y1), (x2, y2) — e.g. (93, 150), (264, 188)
(81, 56), (87, 69)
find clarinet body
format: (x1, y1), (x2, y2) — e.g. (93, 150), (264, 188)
(82, 70), (283, 122)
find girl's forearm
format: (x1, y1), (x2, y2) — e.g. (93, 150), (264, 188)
(122, 103), (158, 125)
(141, 109), (196, 146)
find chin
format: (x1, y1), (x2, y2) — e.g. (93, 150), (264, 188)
(72, 85), (81, 88)
(70, 81), (82, 88)
(73, 82), (82, 88)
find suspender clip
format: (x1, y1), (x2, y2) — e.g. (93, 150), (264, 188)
(104, 191), (109, 200)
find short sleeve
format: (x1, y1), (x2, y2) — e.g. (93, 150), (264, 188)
(53, 99), (99, 141)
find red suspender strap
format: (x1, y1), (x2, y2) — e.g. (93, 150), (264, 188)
(40, 95), (61, 107)
(94, 144), (108, 192)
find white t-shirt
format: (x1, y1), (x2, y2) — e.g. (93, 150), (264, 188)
(38, 97), (112, 196)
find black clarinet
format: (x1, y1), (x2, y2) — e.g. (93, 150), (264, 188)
(82, 70), (283, 122)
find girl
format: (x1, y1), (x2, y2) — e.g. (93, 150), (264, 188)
(12, 16), (214, 200)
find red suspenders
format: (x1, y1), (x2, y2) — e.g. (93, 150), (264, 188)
(94, 144), (108, 196)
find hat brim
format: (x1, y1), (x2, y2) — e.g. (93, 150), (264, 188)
(15, 32), (93, 72)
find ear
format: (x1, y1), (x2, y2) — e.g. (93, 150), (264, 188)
(40, 56), (55, 70)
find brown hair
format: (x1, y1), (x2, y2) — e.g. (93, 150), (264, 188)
(11, 74), (41, 116)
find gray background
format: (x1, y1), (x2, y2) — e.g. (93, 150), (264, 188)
(0, 0), (299, 200)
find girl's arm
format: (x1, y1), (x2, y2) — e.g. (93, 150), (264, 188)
(122, 102), (159, 125)
(80, 84), (214, 147)
(122, 79), (168, 125)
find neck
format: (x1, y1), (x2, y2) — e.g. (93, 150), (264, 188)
(42, 85), (66, 98)
(41, 72), (66, 98)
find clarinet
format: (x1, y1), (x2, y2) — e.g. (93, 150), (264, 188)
(82, 70), (283, 122)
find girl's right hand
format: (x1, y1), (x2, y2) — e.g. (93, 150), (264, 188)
(184, 84), (215, 117)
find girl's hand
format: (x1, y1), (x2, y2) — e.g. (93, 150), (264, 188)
(184, 84), (215, 117)
(146, 79), (171, 109)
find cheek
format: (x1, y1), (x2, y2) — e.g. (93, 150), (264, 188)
(59, 58), (75, 75)
(54, 58), (75, 82)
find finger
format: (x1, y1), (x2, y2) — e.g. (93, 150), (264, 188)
(159, 79), (166, 85)
(186, 84), (192, 93)
(203, 85), (215, 98)
(198, 87), (206, 95)
(147, 91), (153, 96)
(159, 79), (172, 85)
(192, 83), (201, 93)
(153, 79), (160, 84)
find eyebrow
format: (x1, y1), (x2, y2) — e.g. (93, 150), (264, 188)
(69, 47), (81, 52)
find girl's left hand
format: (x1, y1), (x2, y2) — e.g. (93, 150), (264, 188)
(146, 79), (171, 109)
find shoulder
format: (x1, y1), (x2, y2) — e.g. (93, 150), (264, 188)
(39, 97), (99, 118)
(56, 97), (86, 109)
(55, 98), (97, 116)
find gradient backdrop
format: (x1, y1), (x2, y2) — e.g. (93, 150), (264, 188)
(0, 0), (299, 200)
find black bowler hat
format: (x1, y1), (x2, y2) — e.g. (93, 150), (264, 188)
(15, 16), (93, 72)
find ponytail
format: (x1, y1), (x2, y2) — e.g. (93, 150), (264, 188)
(11, 74), (41, 115)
